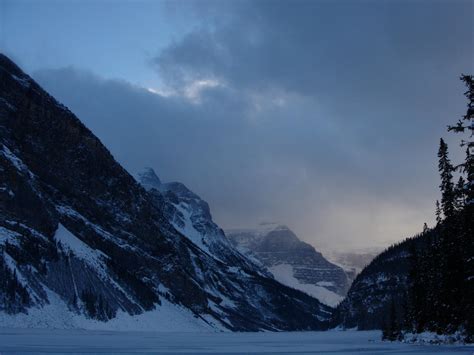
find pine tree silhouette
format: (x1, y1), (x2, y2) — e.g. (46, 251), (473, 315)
(438, 138), (455, 218)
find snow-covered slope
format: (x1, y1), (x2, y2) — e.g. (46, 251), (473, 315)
(227, 223), (349, 307)
(136, 168), (266, 275)
(0, 53), (331, 331)
(0, 289), (215, 332)
(268, 264), (343, 307)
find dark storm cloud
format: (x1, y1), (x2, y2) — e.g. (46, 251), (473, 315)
(34, 0), (472, 251)
(156, 0), (471, 91)
(156, 0), (472, 138)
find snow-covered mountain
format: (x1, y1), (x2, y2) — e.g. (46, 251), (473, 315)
(0, 54), (332, 331)
(136, 168), (268, 275)
(227, 223), (350, 307)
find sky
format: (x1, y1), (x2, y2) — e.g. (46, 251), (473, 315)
(1, 0), (473, 253)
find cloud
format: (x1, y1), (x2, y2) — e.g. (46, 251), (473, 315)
(32, 0), (472, 252)
(154, 0), (471, 155)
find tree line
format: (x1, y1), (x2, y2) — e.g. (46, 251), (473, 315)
(383, 75), (474, 342)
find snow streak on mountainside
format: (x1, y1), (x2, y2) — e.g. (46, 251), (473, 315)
(227, 223), (350, 307)
(0, 53), (332, 331)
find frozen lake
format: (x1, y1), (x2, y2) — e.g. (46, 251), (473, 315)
(0, 328), (472, 354)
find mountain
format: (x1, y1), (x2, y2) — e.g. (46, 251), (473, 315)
(333, 209), (473, 340)
(333, 74), (474, 342)
(227, 223), (350, 307)
(332, 236), (424, 330)
(0, 54), (332, 331)
(136, 167), (269, 275)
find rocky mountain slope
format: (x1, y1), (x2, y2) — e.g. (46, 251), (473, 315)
(0, 53), (332, 331)
(136, 168), (267, 275)
(332, 238), (420, 330)
(227, 223), (350, 307)
(334, 211), (473, 336)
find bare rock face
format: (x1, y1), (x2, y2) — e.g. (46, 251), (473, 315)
(0, 54), (332, 331)
(227, 223), (350, 307)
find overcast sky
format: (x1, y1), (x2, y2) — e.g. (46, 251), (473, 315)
(2, 0), (472, 252)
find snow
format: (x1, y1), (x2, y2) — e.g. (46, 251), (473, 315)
(0, 288), (218, 332)
(54, 224), (109, 270)
(1, 252), (44, 303)
(0, 226), (21, 246)
(3, 253), (28, 287)
(4, 220), (49, 241)
(317, 281), (335, 287)
(403, 331), (469, 345)
(0, 329), (471, 354)
(268, 264), (343, 307)
(0, 144), (28, 173)
(0, 186), (15, 197)
(0, 97), (16, 111)
(135, 167), (162, 190)
(11, 74), (31, 88)
(55, 205), (134, 250)
(171, 202), (213, 257)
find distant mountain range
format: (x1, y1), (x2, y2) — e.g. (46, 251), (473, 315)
(227, 223), (350, 307)
(0, 54), (331, 331)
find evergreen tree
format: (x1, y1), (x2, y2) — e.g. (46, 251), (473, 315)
(438, 138), (455, 218)
(454, 176), (466, 210)
(448, 75), (474, 205)
(396, 75), (473, 342)
(407, 242), (424, 332)
(465, 147), (474, 206)
(435, 200), (442, 225)
(383, 298), (401, 341)
(447, 75), (474, 337)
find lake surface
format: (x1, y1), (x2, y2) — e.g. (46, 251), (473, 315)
(0, 328), (472, 354)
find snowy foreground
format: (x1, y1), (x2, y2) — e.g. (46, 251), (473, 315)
(0, 329), (472, 354)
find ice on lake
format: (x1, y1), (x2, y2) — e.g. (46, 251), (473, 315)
(0, 328), (472, 354)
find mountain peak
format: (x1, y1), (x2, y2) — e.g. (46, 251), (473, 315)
(137, 167), (161, 190)
(227, 224), (351, 306)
